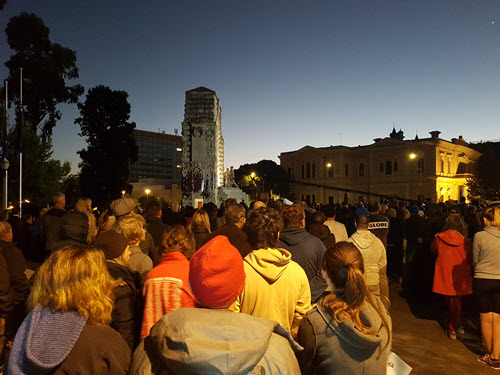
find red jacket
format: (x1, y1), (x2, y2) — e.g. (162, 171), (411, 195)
(141, 251), (196, 338)
(432, 230), (473, 296)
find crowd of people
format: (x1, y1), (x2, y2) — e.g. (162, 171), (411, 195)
(0, 191), (498, 373)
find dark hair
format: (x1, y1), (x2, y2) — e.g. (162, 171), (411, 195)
(312, 211), (325, 224)
(282, 204), (304, 228)
(246, 207), (283, 249)
(224, 198), (237, 208)
(442, 214), (468, 237)
(356, 214), (369, 230)
(323, 204), (335, 218)
(225, 204), (245, 224)
(367, 201), (380, 213)
(146, 199), (162, 218)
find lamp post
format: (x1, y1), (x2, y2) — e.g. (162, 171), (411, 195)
(121, 190), (126, 198)
(145, 189), (151, 200)
(0, 158), (9, 210)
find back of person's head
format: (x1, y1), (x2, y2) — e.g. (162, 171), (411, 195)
(258, 192), (270, 206)
(113, 214), (146, 244)
(190, 209), (211, 233)
(386, 208), (397, 218)
(189, 236), (245, 308)
(483, 206), (500, 228)
(367, 201), (380, 213)
(355, 214), (369, 230)
(53, 193), (65, 206)
(146, 199), (162, 218)
(11, 206), (20, 216)
(321, 242), (390, 342)
(98, 209), (116, 231)
(93, 230), (130, 266)
(246, 207), (283, 249)
(252, 201), (266, 211)
(312, 211), (325, 225)
(75, 197), (92, 213)
(324, 204), (335, 218)
(171, 201), (180, 212)
(28, 245), (116, 325)
(282, 204), (305, 228)
(224, 204), (245, 224)
(160, 225), (195, 259)
(380, 204), (388, 215)
(442, 214), (468, 237)
(224, 198), (237, 209)
(0, 221), (12, 240)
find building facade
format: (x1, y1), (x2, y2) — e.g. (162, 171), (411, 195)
(130, 129), (183, 185)
(279, 130), (481, 204)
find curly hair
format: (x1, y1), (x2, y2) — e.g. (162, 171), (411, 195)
(113, 214), (146, 244)
(160, 225), (195, 259)
(246, 207), (283, 249)
(28, 245), (116, 326)
(282, 204), (304, 228)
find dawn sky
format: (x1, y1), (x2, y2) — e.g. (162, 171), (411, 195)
(1, 0), (499, 173)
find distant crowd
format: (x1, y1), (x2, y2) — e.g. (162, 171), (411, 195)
(0, 191), (499, 373)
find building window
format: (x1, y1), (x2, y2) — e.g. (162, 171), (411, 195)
(328, 165), (334, 178)
(385, 161), (392, 175)
(417, 158), (424, 173)
(380, 162), (384, 172)
(394, 161), (398, 172)
(301, 165), (304, 179)
(440, 158), (444, 173)
(448, 159), (451, 174)
(312, 194), (316, 203)
(359, 163), (365, 177)
(312, 163), (316, 178)
(287, 167), (292, 179)
(306, 163), (311, 178)
(345, 163), (349, 177)
(329, 196), (334, 205)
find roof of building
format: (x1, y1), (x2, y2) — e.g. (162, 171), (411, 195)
(133, 129), (182, 141)
(186, 86), (215, 93)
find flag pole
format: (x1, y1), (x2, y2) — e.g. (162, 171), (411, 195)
(19, 68), (22, 218)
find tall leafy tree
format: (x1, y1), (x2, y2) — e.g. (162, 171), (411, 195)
(76, 85), (138, 205)
(234, 160), (290, 201)
(467, 149), (500, 202)
(4, 12), (83, 138)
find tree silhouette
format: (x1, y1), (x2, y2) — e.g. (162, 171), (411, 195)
(76, 85), (138, 206)
(4, 12), (83, 138)
(234, 160), (290, 201)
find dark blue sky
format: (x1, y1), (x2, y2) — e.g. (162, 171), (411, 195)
(1, 1), (499, 172)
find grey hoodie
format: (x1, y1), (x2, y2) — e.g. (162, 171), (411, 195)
(347, 231), (387, 287)
(473, 225), (500, 279)
(129, 308), (302, 375)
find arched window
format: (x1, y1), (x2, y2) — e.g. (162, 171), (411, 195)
(345, 163), (349, 177)
(359, 163), (365, 177)
(385, 161), (392, 175)
(380, 162), (384, 173)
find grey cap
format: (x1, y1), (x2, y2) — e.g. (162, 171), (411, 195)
(110, 198), (136, 218)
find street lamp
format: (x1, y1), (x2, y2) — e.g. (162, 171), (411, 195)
(0, 158), (9, 210)
(145, 189), (151, 200)
(250, 172), (256, 178)
(121, 190), (126, 198)
(409, 153), (416, 159)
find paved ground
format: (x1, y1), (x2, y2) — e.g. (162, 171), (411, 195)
(390, 280), (493, 374)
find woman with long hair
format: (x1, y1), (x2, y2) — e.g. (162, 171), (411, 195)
(296, 241), (391, 375)
(141, 225), (196, 339)
(431, 214), (472, 340)
(7, 245), (131, 374)
(75, 197), (97, 243)
(474, 206), (500, 369)
(189, 209), (211, 251)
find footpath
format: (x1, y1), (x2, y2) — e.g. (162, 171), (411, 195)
(390, 280), (492, 374)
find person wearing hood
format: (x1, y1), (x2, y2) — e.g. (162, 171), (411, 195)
(347, 214), (389, 302)
(296, 241), (392, 375)
(129, 235), (302, 375)
(431, 215), (472, 340)
(278, 204), (328, 303)
(7, 245), (130, 374)
(52, 210), (90, 251)
(473, 206), (500, 370)
(236, 207), (311, 338)
(94, 230), (142, 351)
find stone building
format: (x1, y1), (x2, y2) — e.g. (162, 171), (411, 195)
(279, 130), (481, 204)
(181, 87), (225, 206)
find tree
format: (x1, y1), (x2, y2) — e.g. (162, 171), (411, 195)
(61, 174), (81, 207)
(76, 85), (138, 206)
(234, 160), (290, 201)
(467, 149), (500, 202)
(4, 12), (83, 138)
(6, 126), (70, 207)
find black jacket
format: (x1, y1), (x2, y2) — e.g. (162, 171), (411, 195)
(207, 223), (253, 258)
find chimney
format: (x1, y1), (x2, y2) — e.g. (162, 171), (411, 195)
(429, 131), (441, 140)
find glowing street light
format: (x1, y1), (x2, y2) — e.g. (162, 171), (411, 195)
(409, 153), (417, 159)
(326, 163), (332, 168)
(250, 172), (256, 178)
(121, 190), (126, 198)
(145, 189), (151, 199)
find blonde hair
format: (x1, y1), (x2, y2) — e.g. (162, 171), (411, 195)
(75, 197), (97, 243)
(321, 242), (391, 346)
(0, 221), (12, 239)
(28, 245), (116, 326)
(484, 206), (500, 229)
(190, 209), (211, 233)
(113, 215), (146, 244)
